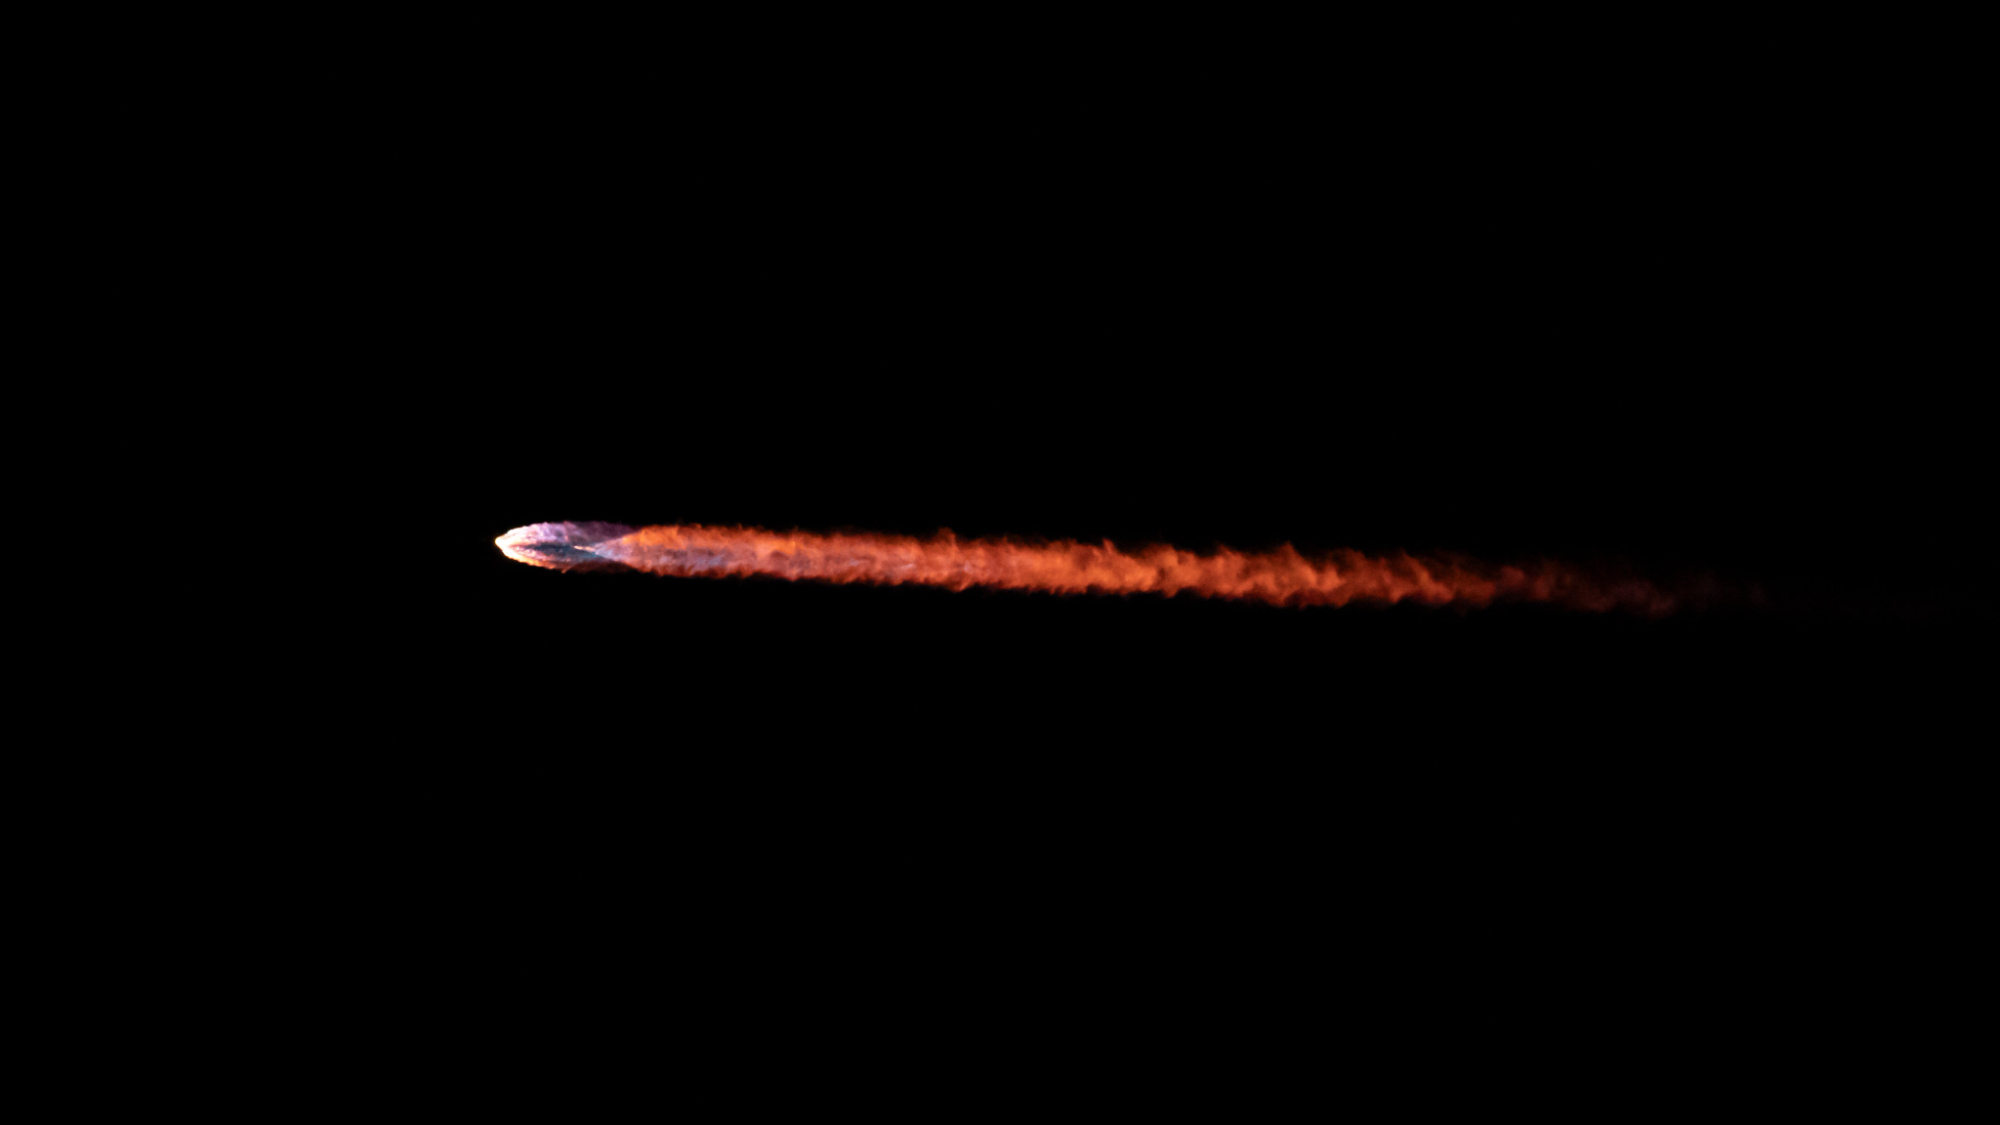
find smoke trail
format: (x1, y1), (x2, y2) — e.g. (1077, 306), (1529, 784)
(496, 521), (1679, 613)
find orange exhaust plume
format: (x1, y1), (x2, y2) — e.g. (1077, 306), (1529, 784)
(497, 521), (1677, 613)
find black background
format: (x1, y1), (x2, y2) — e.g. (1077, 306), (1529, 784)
(331, 17), (1985, 1082)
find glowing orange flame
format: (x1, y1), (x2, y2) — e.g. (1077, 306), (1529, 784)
(497, 521), (1675, 613)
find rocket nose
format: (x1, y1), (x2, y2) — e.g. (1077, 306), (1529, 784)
(495, 522), (636, 571)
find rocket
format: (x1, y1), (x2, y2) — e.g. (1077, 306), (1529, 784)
(493, 521), (635, 571)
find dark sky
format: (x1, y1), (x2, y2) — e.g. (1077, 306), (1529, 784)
(401, 21), (1984, 831)
(367, 20), (1980, 1075)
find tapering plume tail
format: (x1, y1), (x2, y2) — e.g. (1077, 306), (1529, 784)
(497, 521), (1683, 614)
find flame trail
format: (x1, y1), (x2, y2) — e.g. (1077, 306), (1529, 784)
(496, 521), (1678, 613)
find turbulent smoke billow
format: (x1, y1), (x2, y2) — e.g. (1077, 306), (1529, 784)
(496, 521), (1700, 613)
